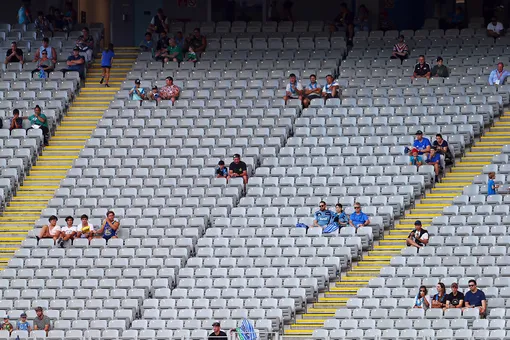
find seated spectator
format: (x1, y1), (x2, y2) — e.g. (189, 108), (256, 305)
(446, 282), (464, 309)
(406, 220), (429, 248)
(129, 79), (146, 101)
(302, 74), (322, 108)
(414, 285), (431, 309)
(17, 2), (31, 25)
(331, 3), (354, 44)
(354, 4), (370, 32)
(52, 10), (68, 32)
(1, 315), (13, 335)
(349, 202), (370, 229)
(216, 160), (228, 178)
(156, 31), (169, 51)
(4, 41), (24, 65)
(425, 148), (441, 182)
(34, 11), (53, 35)
(37, 215), (60, 243)
(333, 203), (348, 230)
(312, 201), (334, 229)
(149, 8), (169, 34)
(488, 171), (499, 195)
(159, 76), (180, 104)
(33, 307), (51, 335)
(165, 38), (183, 63)
(186, 28), (207, 56)
(76, 214), (95, 241)
(175, 31), (185, 49)
(431, 57), (449, 77)
(25, 105), (49, 146)
(186, 46), (198, 62)
(488, 62), (510, 85)
(58, 216), (76, 248)
(431, 282), (447, 309)
(209, 321), (227, 339)
(76, 27), (94, 62)
(33, 37), (57, 65)
(62, 46), (85, 79)
(390, 35), (409, 62)
(283, 73), (303, 104)
(463, 279), (487, 316)
(322, 74), (340, 101)
(408, 130), (431, 155)
(147, 85), (161, 102)
(96, 211), (120, 241)
(32, 49), (53, 78)
(447, 6), (464, 29)
(228, 154), (248, 184)
(487, 16), (504, 38)
(9, 109), (23, 131)
(140, 32), (155, 53)
(409, 148), (423, 168)
(16, 313), (31, 333)
(63, 1), (77, 28)
(412, 55), (431, 80)
(433, 133), (451, 168)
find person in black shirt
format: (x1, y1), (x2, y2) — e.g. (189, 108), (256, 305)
(4, 42), (24, 65)
(228, 154), (248, 184)
(445, 282), (464, 309)
(208, 322), (228, 339)
(216, 160), (228, 178)
(412, 55), (431, 80)
(10, 109), (23, 131)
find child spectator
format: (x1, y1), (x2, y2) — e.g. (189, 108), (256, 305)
(9, 109), (23, 131)
(139, 32), (154, 52)
(16, 313), (31, 333)
(148, 85), (161, 103)
(100, 43), (114, 87)
(216, 160), (228, 178)
(409, 148), (423, 167)
(1, 316), (13, 335)
(186, 46), (198, 62)
(488, 172), (498, 195)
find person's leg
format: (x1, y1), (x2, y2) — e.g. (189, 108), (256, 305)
(171, 97), (177, 105)
(331, 88), (338, 98)
(406, 238), (421, 248)
(242, 175), (248, 184)
(41, 126), (50, 145)
(283, 95), (289, 104)
(164, 57), (169, 63)
(38, 225), (50, 239)
(86, 49), (93, 62)
(100, 67), (105, 84)
(433, 163), (440, 176)
(105, 67), (111, 86)
(302, 98), (310, 108)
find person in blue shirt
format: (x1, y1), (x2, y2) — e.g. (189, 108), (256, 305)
(488, 62), (510, 86)
(16, 313), (31, 333)
(63, 47), (85, 79)
(215, 160), (228, 178)
(312, 201), (334, 228)
(139, 32), (154, 53)
(425, 148), (441, 183)
(410, 130), (431, 155)
(333, 203), (349, 229)
(100, 43), (114, 87)
(129, 79), (146, 101)
(302, 74), (322, 108)
(96, 211), (120, 242)
(487, 172), (498, 195)
(463, 279), (487, 316)
(349, 202), (370, 229)
(409, 148), (423, 168)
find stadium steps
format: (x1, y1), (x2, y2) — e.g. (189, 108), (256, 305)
(282, 110), (510, 338)
(0, 47), (138, 270)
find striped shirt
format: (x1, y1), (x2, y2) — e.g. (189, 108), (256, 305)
(393, 43), (409, 55)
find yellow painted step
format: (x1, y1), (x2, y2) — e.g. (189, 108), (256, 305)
(284, 330), (314, 335)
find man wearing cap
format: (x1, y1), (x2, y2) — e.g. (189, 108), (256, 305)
(412, 54), (431, 80)
(411, 130), (431, 155)
(1, 315), (13, 335)
(33, 307), (51, 335)
(62, 46), (85, 79)
(208, 321), (227, 339)
(129, 79), (146, 101)
(159, 76), (180, 104)
(228, 154), (248, 184)
(16, 313), (31, 333)
(406, 220), (429, 248)
(445, 283), (464, 309)
(431, 57), (449, 77)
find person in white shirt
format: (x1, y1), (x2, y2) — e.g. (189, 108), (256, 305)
(37, 215), (61, 243)
(322, 74), (340, 101)
(58, 216), (77, 248)
(76, 214), (95, 241)
(283, 73), (303, 104)
(487, 16), (504, 38)
(302, 74), (322, 108)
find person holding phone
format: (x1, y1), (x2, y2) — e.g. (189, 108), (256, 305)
(414, 285), (431, 309)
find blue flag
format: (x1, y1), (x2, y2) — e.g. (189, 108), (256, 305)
(236, 318), (256, 340)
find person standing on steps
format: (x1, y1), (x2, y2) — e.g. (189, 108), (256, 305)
(100, 43), (114, 87)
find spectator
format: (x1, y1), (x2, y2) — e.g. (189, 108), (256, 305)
(140, 32), (155, 53)
(186, 28), (207, 56)
(31, 49), (53, 78)
(16, 313), (31, 333)
(216, 160), (228, 178)
(445, 282), (464, 309)
(37, 215), (60, 243)
(283, 73), (303, 104)
(96, 210), (120, 241)
(76, 27), (94, 62)
(431, 282), (447, 309)
(165, 38), (183, 63)
(433, 133), (452, 168)
(1, 316), (13, 335)
(349, 202), (370, 229)
(447, 6), (464, 29)
(45, 6), (56, 26)
(487, 16), (504, 38)
(463, 279), (487, 316)
(149, 8), (169, 34)
(331, 3), (354, 44)
(62, 47), (85, 79)
(411, 130), (432, 155)
(333, 203), (349, 230)
(159, 76), (180, 104)
(488, 171), (499, 195)
(129, 79), (146, 101)
(52, 10), (67, 32)
(431, 57), (449, 77)
(208, 321), (227, 339)
(412, 55), (431, 80)
(156, 31), (169, 51)
(409, 148), (423, 168)
(147, 85), (161, 102)
(390, 35), (409, 62)
(17, 2), (31, 24)
(34, 11), (52, 35)
(186, 46), (198, 62)
(302, 74), (322, 108)
(32, 307), (50, 335)
(58, 216), (76, 248)
(312, 201), (334, 229)
(4, 42), (24, 65)
(354, 4), (370, 32)
(25, 105), (49, 145)
(33, 37), (57, 65)
(63, 1), (77, 28)
(425, 148), (441, 182)
(322, 74), (340, 101)
(76, 214), (95, 242)
(414, 286), (431, 309)
(228, 153), (248, 184)
(9, 109), (23, 131)
(100, 43), (115, 87)
(406, 220), (429, 248)
(488, 62), (510, 85)
(175, 31), (185, 49)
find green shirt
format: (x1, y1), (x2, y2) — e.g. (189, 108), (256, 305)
(29, 113), (48, 128)
(1, 322), (13, 332)
(431, 65), (449, 78)
(167, 45), (183, 62)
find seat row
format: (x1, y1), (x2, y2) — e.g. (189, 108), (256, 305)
(380, 264), (510, 280)
(427, 225), (510, 237)
(390, 254), (510, 268)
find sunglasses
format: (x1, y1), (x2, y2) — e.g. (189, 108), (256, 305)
(354, 207), (361, 209)
(468, 284), (475, 287)
(319, 205), (325, 208)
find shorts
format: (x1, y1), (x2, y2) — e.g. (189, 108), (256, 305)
(102, 233), (116, 241)
(101, 65), (111, 69)
(306, 94), (321, 100)
(323, 93), (338, 99)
